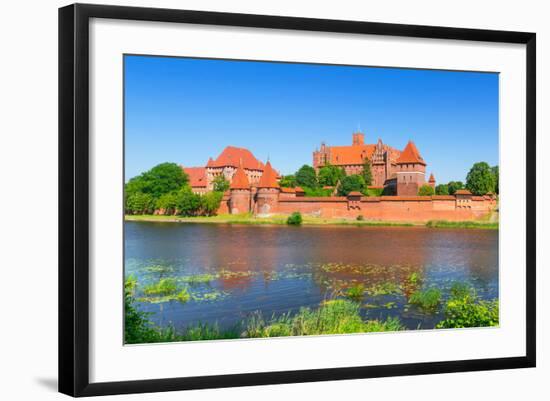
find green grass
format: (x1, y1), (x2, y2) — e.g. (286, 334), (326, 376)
(426, 220), (499, 229)
(143, 278), (177, 295)
(408, 287), (442, 312)
(345, 284), (366, 301)
(125, 214), (416, 227)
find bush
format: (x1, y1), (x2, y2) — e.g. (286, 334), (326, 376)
(435, 184), (449, 195)
(447, 181), (464, 195)
(408, 287), (441, 312)
(466, 162), (496, 195)
(175, 186), (201, 216)
(345, 284), (365, 301)
(155, 192), (178, 214)
(437, 297), (499, 328)
(287, 212), (303, 225)
(318, 164), (345, 187)
(125, 192), (155, 214)
(418, 184), (435, 196)
(295, 165), (318, 189)
(356, 215), (364, 221)
(200, 191), (223, 216)
(279, 174), (297, 188)
(212, 175), (230, 192)
(338, 174), (366, 196)
(302, 187), (333, 197)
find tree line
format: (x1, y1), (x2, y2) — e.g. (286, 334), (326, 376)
(280, 158), (377, 196)
(281, 160), (499, 197)
(125, 163), (226, 215)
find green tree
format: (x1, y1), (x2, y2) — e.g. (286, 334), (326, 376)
(295, 165), (318, 189)
(155, 192), (178, 215)
(175, 187), (201, 216)
(318, 164), (345, 187)
(200, 191), (223, 216)
(435, 184), (449, 195)
(338, 174), (366, 196)
(126, 162), (189, 200)
(491, 165), (499, 194)
(447, 181), (464, 195)
(466, 162), (496, 195)
(361, 159), (373, 186)
(125, 192), (155, 214)
(212, 175), (230, 192)
(279, 174), (297, 188)
(418, 184), (435, 196)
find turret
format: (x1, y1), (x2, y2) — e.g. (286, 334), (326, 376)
(428, 173), (436, 189)
(229, 164), (251, 214)
(352, 131), (365, 146)
(395, 140), (427, 196)
(255, 161), (280, 216)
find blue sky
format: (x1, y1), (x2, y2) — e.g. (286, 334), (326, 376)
(124, 55), (498, 184)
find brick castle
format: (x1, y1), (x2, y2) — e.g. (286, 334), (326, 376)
(180, 131), (496, 222)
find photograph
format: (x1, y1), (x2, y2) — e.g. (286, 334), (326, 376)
(123, 54), (500, 344)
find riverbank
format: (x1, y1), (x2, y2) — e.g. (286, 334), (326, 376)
(125, 214), (498, 229)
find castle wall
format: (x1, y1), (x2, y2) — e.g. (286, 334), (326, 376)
(269, 195), (495, 222)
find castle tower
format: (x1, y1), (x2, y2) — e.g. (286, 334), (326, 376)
(255, 161), (280, 216)
(428, 173), (436, 189)
(229, 164), (251, 214)
(352, 131), (365, 146)
(395, 140), (427, 196)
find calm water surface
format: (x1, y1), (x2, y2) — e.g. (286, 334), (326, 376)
(125, 222), (498, 331)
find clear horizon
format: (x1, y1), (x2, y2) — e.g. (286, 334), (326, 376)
(124, 55), (499, 184)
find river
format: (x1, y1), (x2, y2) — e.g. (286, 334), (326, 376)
(125, 222), (499, 332)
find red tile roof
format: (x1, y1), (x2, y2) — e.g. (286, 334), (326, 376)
(328, 144), (375, 165)
(210, 146), (265, 170)
(257, 161), (279, 188)
(348, 191), (363, 196)
(295, 187), (305, 193)
(396, 141), (426, 165)
(182, 166), (207, 188)
(455, 189), (472, 195)
(230, 164), (250, 190)
(280, 187), (296, 193)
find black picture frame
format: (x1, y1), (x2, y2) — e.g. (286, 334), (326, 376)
(59, 3), (536, 397)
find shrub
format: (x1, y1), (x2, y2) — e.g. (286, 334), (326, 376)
(437, 297), (499, 328)
(212, 175), (230, 192)
(345, 284), (365, 301)
(287, 212), (303, 225)
(143, 278), (178, 295)
(175, 186), (201, 216)
(356, 215), (365, 221)
(466, 162), (496, 195)
(338, 174), (366, 196)
(155, 192), (178, 214)
(125, 192), (155, 214)
(295, 165), (318, 189)
(200, 191), (223, 216)
(418, 184), (435, 196)
(408, 287), (441, 311)
(435, 184), (449, 195)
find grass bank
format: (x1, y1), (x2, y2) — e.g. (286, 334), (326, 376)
(125, 213), (415, 227)
(126, 214), (498, 229)
(426, 220), (498, 230)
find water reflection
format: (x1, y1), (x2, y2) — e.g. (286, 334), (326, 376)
(125, 222), (498, 330)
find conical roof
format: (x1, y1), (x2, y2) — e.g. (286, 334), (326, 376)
(230, 164), (250, 190)
(257, 161), (279, 188)
(396, 141), (426, 165)
(429, 173), (435, 182)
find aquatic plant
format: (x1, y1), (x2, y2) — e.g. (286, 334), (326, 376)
(436, 286), (499, 328)
(345, 284), (366, 301)
(180, 273), (218, 284)
(407, 272), (421, 286)
(176, 288), (191, 303)
(143, 278), (178, 295)
(408, 287), (442, 312)
(366, 281), (402, 296)
(144, 264), (175, 274)
(287, 212), (303, 225)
